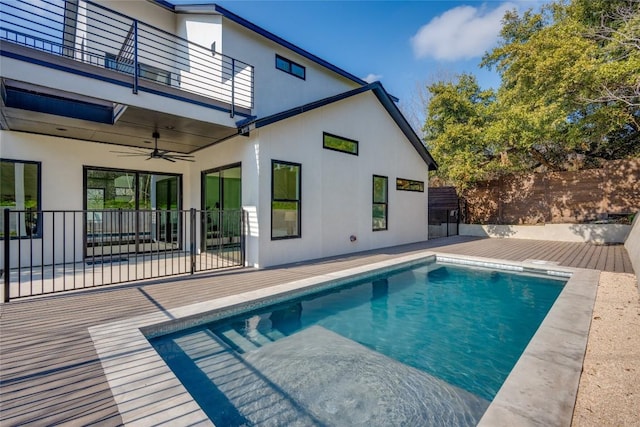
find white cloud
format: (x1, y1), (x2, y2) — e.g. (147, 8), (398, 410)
(362, 73), (383, 83)
(411, 2), (516, 61)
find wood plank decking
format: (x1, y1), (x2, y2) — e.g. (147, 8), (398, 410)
(0, 236), (634, 426)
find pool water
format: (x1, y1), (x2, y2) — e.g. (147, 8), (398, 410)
(150, 261), (565, 426)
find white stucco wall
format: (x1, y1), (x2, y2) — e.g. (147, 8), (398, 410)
(1, 131), (191, 267)
(252, 91), (430, 267)
(221, 20), (360, 118)
(95, 1), (177, 34)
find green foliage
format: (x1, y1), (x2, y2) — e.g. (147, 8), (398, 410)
(424, 74), (499, 188)
(424, 0), (640, 189)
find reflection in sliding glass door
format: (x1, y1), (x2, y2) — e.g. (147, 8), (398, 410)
(84, 168), (182, 258)
(201, 164), (241, 251)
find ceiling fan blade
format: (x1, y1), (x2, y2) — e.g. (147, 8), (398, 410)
(167, 155), (195, 159)
(162, 156), (177, 163)
(114, 153), (149, 157)
(165, 155), (195, 162)
(110, 150), (149, 155)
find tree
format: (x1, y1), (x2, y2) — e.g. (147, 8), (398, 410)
(423, 0), (639, 188)
(423, 74), (499, 188)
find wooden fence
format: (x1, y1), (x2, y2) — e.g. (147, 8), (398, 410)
(461, 159), (640, 225)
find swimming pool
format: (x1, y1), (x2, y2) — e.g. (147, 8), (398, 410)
(89, 252), (597, 426)
(148, 258), (566, 426)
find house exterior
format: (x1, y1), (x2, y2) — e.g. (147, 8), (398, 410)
(0, 0), (436, 298)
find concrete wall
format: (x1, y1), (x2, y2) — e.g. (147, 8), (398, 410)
(624, 212), (640, 283)
(253, 91), (429, 267)
(460, 223), (631, 244)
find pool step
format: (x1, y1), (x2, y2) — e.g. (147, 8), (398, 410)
(264, 328), (286, 341)
(245, 331), (271, 347)
(214, 326), (284, 353)
(217, 327), (259, 353)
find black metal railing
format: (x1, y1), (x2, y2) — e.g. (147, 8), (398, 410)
(0, 0), (254, 114)
(1, 208), (246, 301)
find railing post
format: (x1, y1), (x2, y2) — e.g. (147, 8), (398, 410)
(241, 209), (247, 266)
(4, 208), (10, 303)
(133, 20), (139, 94)
(189, 208), (196, 274)
(230, 58), (235, 118)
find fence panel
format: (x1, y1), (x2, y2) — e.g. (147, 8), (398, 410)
(1, 208), (245, 301)
(462, 159), (640, 225)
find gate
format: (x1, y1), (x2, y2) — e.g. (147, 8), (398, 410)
(428, 187), (460, 239)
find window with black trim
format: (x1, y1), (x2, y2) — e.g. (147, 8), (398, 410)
(0, 159), (41, 238)
(272, 160), (301, 239)
(372, 175), (388, 231)
(275, 54), (305, 79)
(105, 53), (173, 86)
(323, 132), (358, 155)
(396, 178), (424, 192)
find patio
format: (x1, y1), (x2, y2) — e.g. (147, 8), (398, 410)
(0, 236), (635, 426)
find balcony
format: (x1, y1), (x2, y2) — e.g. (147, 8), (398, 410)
(0, 0), (254, 128)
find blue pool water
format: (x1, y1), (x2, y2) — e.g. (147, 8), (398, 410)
(150, 260), (566, 426)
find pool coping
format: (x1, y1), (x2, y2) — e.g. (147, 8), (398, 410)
(88, 252), (598, 426)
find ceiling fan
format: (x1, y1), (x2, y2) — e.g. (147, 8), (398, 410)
(111, 131), (195, 162)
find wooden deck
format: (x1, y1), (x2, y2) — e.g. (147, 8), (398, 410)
(0, 236), (634, 426)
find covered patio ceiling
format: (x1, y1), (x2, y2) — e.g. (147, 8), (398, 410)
(0, 79), (241, 154)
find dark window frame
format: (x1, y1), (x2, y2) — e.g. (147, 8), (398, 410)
(105, 53), (174, 86)
(372, 174), (388, 231)
(82, 165), (183, 212)
(275, 54), (306, 80)
(83, 166), (184, 258)
(323, 132), (359, 156)
(0, 158), (42, 239)
(396, 178), (425, 192)
(201, 162), (242, 211)
(271, 159), (302, 240)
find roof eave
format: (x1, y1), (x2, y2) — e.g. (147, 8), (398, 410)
(244, 82), (437, 171)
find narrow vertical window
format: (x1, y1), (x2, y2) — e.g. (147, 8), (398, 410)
(272, 160), (301, 239)
(0, 159), (41, 238)
(372, 175), (388, 231)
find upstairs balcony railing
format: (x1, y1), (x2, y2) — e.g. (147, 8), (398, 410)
(0, 0), (254, 115)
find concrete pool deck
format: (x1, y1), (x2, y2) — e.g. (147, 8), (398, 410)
(0, 236), (636, 426)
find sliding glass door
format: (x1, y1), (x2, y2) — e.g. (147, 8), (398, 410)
(84, 167), (181, 257)
(201, 164), (241, 250)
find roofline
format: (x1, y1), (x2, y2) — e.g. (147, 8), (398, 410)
(212, 4), (369, 87)
(238, 82), (438, 171)
(149, 0), (369, 87)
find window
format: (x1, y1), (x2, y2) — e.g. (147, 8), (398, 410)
(372, 175), (388, 231)
(275, 54), (305, 79)
(272, 160), (301, 239)
(0, 159), (41, 238)
(396, 178), (424, 192)
(323, 132), (358, 155)
(105, 53), (172, 86)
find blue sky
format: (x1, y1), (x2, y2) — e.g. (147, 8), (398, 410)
(201, 0), (547, 105)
